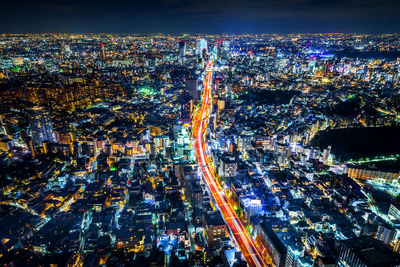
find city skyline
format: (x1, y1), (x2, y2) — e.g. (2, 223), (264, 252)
(1, 30), (400, 266)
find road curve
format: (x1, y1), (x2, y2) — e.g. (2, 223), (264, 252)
(192, 61), (266, 267)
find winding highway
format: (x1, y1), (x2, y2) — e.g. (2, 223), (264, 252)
(192, 61), (266, 267)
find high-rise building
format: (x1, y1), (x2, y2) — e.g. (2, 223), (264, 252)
(256, 222), (287, 267)
(218, 153), (237, 178)
(376, 223), (396, 245)
(238, 135), (252, 151)
(27, 107), (55, 145)
(204, 212), (228, 247)
(178, 40), (186, 63)
(337, 236), (400, 266)
(322, 145), (331, 163)
(185, 76), (200, 101)
(217, 99), (225, 113)
(99, 43), (106, 60)
(178, 92), (193, 120)
(61, 42), (71, 55)
(196, 38), (207, 57)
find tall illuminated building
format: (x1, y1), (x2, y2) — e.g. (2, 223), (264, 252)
(196, 38), (207, 57)
(99, 43), (106, 60)
(178, 40), (186, 63)
(27, 107), (55, 145)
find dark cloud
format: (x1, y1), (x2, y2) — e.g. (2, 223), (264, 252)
(1, 0), (399, 33)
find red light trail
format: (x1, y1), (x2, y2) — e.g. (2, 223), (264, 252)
(193, 61), (266, 267)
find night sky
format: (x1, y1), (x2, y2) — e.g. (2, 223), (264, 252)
(2, 0), (400, 33)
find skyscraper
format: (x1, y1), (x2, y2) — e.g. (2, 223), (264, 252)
(196, 38), (207, 57)
(185, 75), (200, 101)
(178, 92), (193, 120)
(178, 40), (186, 63)
(99, 43), (106, 60)
(27, 107), (55, 145)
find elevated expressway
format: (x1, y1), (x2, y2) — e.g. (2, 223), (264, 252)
(192, 61), (266, 267)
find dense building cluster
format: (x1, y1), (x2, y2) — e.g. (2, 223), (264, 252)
(0, 33), (400, 266)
